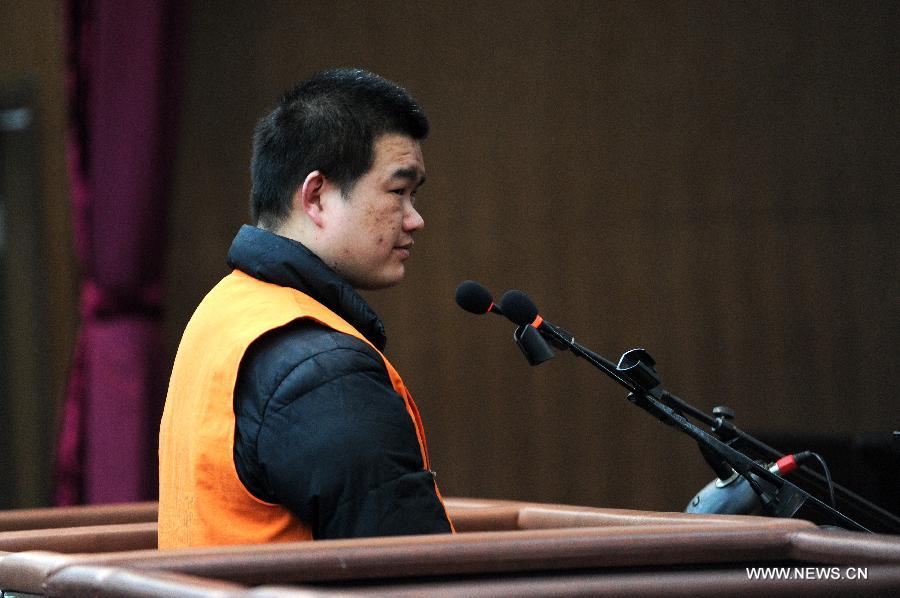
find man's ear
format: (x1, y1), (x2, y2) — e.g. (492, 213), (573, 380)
(294, 170), (327, 228)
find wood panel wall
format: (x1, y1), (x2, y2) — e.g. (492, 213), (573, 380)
(4, 2), (895, 512)
(166, 1), (898, 512)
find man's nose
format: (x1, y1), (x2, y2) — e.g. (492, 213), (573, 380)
(404, 204), (425, 231)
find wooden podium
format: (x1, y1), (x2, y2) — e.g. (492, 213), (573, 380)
(1, 498), (899, 596)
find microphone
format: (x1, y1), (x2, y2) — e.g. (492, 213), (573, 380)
(455, 281), (553, 365)
(499, 289), (574, 348)
(455, 280), (504, 316)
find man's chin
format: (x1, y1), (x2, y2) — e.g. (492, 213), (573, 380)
(350, 269), (405, 291)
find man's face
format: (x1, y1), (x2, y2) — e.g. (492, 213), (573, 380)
(320, 134), (426, 290)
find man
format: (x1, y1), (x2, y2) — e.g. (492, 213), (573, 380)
(158, 69), (453, 548)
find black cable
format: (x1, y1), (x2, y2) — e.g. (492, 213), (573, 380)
(797, 451), (836, 508)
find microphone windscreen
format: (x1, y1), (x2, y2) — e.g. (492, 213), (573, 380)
(499, 290), (539, 326)
(455, 280), (494, 314)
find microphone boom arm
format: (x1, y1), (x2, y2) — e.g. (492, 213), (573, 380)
(533, 322), (871, 532)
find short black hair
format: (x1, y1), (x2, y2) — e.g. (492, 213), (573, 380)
(249, 68), (429, 228)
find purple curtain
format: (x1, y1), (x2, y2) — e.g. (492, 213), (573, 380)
(56, 0), (185, 505)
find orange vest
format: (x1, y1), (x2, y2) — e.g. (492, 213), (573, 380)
(158, 269), (450, 548)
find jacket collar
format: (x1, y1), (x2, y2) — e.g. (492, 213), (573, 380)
(226, 225), (387, 350)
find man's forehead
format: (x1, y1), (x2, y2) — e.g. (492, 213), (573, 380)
(372, 134), (425, 181)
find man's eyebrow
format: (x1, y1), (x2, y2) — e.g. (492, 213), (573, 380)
(390, 167), (426, 187)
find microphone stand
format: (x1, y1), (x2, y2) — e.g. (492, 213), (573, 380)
(659, 392), (900, 534)
(533, 327), (871, 532)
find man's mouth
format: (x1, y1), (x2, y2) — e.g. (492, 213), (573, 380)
(394, 242), (413, 258)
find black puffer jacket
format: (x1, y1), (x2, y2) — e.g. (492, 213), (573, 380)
(227, 225), (451, 539)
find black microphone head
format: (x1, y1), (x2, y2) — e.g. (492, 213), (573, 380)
(499, 289), (539, 326)
(455, 280), (495, 315)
